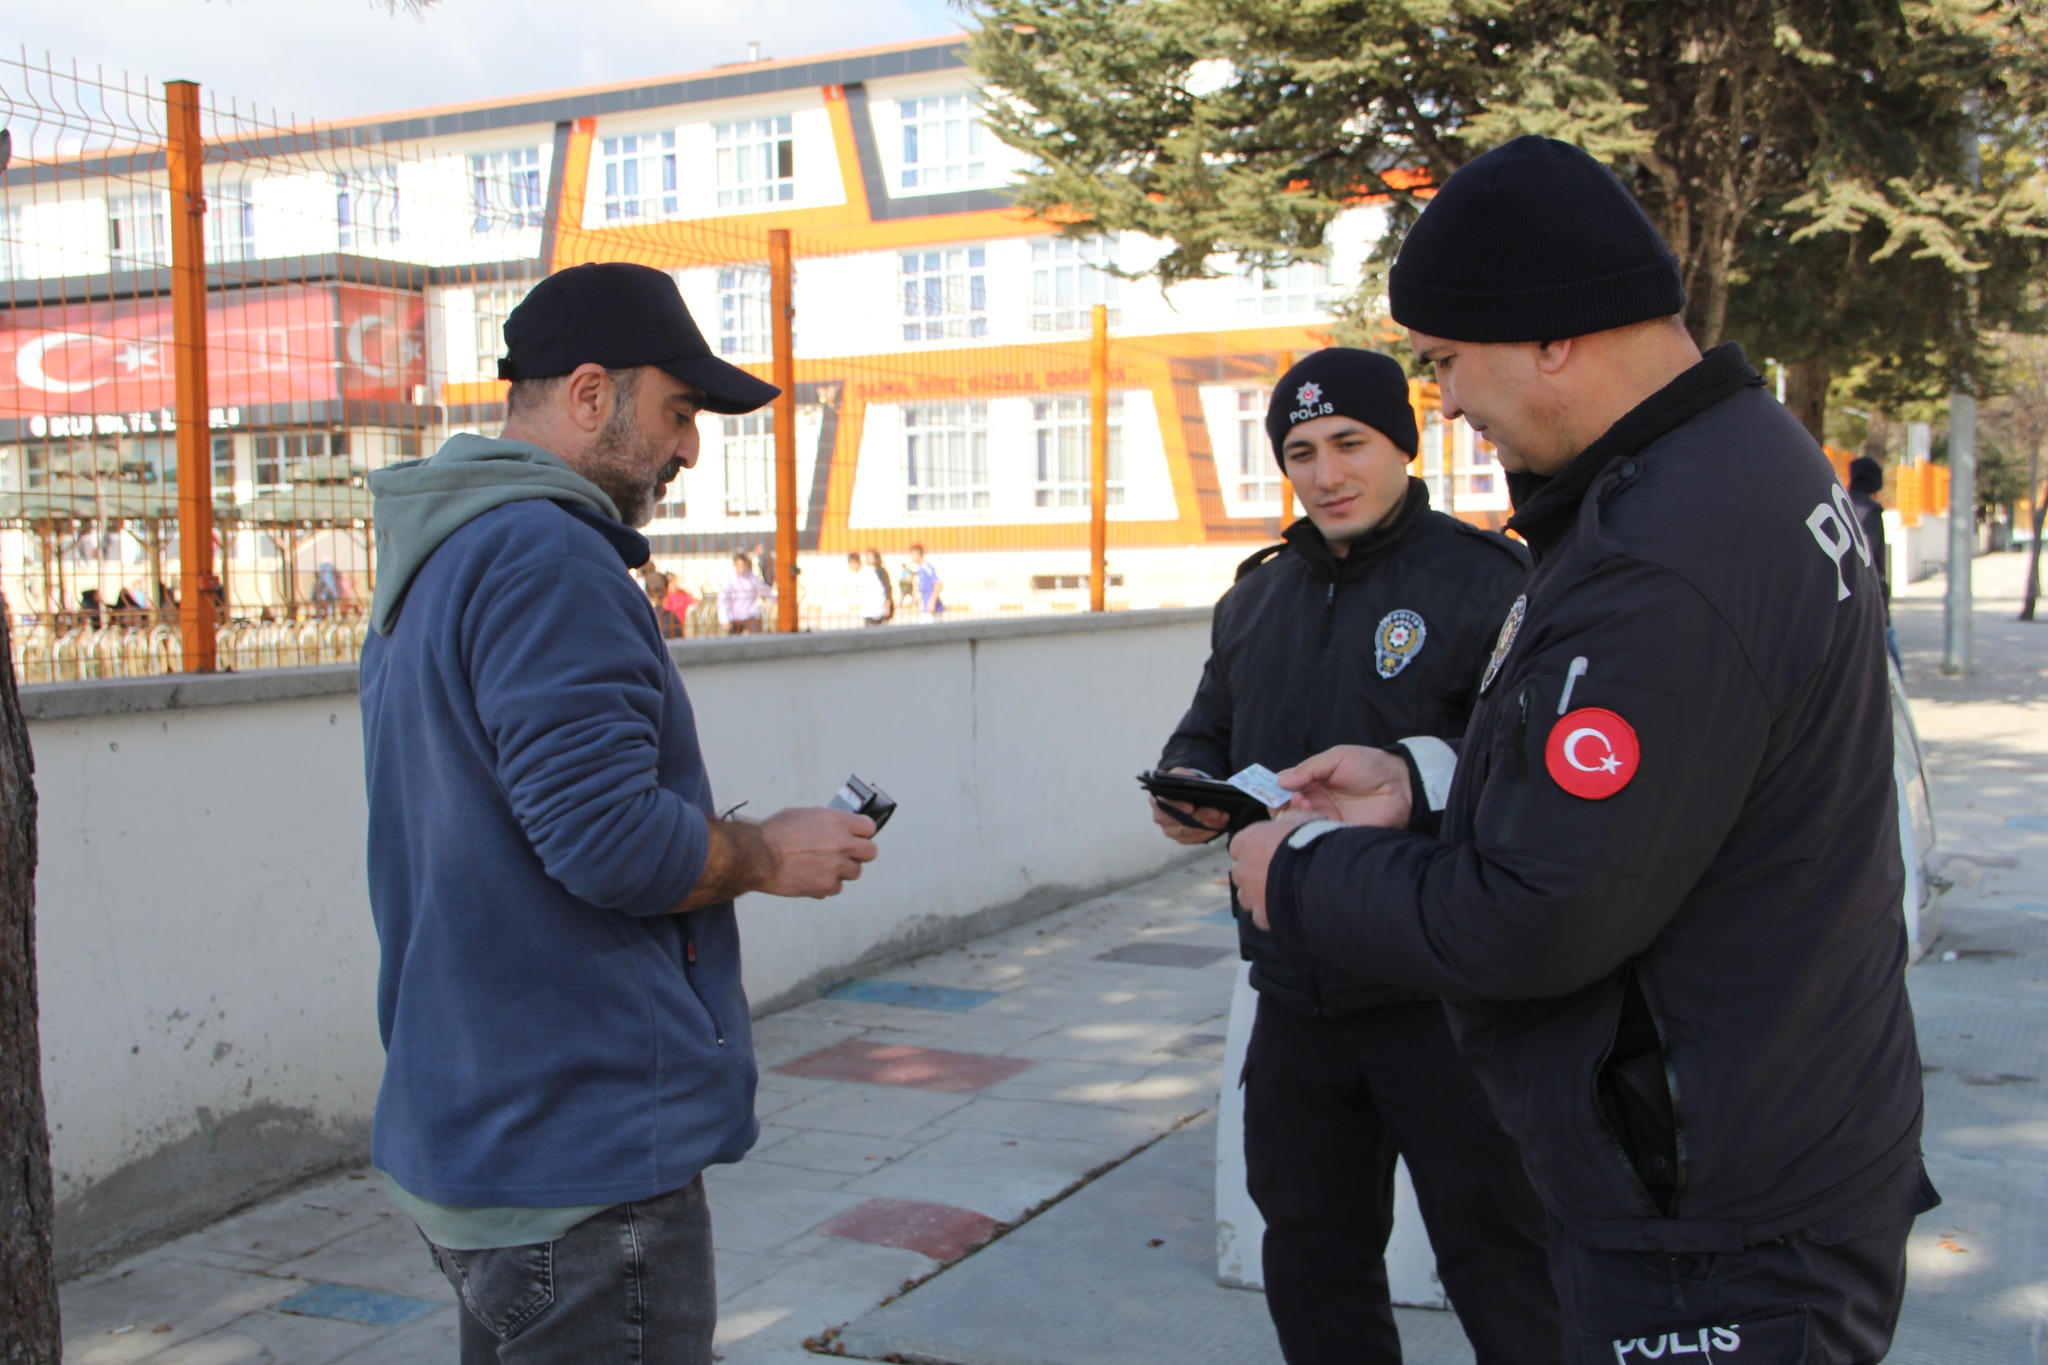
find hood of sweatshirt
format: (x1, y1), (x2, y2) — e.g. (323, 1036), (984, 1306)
(367, 433), (620, 635)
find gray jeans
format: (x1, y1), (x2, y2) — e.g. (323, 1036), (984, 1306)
(424, 1177), (716, 1364)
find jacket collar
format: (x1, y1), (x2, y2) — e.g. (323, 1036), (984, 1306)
(1282, 477), (1431, 578)
(1506, 343), (1760, 559)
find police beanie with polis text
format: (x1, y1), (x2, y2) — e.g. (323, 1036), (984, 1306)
(1388, 136), (1685, 344)
(1265, 348), (1419, 465)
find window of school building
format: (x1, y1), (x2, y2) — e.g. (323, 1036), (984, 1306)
(1235, 388), (1284, 507)
(1029, 236), (1120, 332)
(722, 411), (774, 517)
(718, 266), (772, 357)
(898, 94), (986, 190)
(472, 148), (546, 234)
(599, 132), (677, 221)
(1032, 394), (1124, 508)
(107, 192), (168, 271)
(336, 166), (401, 249)
(715, 116), (795, 208)
(901, 246), (987, 342)
(904, 401), (989, 512)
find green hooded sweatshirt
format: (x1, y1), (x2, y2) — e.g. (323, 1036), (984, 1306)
(367, 433), (620, 635)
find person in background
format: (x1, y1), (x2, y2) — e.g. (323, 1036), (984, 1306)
(908, 543), (944, 619)
(665, 574), (698, 635)
(646, 570), (686, 640)
(1848, 456), (1900, 669)
(860, 548), (894, 627)
(718, 552), (771, 635)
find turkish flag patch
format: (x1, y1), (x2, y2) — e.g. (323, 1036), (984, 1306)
(1545, 708), (1640, 800)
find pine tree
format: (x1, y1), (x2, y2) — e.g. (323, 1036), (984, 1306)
(968, 0), (2048, 435)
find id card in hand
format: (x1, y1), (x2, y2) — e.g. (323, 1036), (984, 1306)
(1228, 763), (1294, 810)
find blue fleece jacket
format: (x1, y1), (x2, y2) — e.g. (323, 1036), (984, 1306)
(360, 481), (756, 1206)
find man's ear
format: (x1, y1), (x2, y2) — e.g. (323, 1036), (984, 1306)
(1532, 336), (1575, 376)
(562, 363), (614, 434)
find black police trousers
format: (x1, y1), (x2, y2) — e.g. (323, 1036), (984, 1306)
(1550, 1180), (1928, 1365)
(1242, 995), (1559, 1364)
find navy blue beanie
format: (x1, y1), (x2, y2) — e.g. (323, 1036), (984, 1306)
(1389, 136), (1685, 343)
(1266, 348), (1419, 465)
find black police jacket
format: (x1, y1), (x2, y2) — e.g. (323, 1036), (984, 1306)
(1160, 478), (1528, 1018)
(1267, 345), (1934, 1251)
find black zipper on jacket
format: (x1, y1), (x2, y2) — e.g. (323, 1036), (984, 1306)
(681, 925), (726, 1047)
(1637, 967), (1688, 1218)
(1507, 689), (1531, 780)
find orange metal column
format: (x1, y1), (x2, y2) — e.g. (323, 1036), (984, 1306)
(1090, 304), (1109, 612)
(166, 81), (217, 671)
(769, 229), (798, 633)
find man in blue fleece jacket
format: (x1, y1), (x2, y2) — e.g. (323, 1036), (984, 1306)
(361, 263), (878, 1363)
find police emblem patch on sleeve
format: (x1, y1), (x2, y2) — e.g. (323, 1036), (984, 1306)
(1374, 609), (1428, 679)
(1479, 594), (1527, 694)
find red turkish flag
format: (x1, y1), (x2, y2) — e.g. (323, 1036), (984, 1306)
(1544, 708), (1640, 801)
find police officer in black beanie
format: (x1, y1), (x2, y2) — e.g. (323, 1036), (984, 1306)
(1230, 136), (1935, 1363)
(1152, 347), (1555, 1364)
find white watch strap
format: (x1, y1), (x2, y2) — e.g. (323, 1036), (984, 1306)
(1285, 818), (1348, 850)
(1397, 736), (1457, 813)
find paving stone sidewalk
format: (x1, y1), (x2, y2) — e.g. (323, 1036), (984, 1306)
(57, 857), (1242, 1364)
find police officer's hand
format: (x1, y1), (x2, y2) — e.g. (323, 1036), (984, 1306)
(1279, 746), (1412, 829)
(1228, 812), (1313, 929)
(758, 807), (879, 899)
(1150, 768), (1230, 845)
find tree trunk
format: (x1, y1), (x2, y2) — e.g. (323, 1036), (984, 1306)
(2023, 437), (2044, 623)
(1784, 358), (1831, 446)
(0, 609), (59, 1364)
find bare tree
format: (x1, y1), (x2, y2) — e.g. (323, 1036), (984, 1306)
(0, 609), (57, 1364)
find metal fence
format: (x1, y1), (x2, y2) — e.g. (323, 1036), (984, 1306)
(2, 47), (1516, 678)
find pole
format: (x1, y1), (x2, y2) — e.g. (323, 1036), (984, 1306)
(1090, 303), (1109, 612)
(769, 229), (798, 634)
(1275, 351), (1295, 522)
(166, 81), (217, 671)
(1943, 96), (1982, 675)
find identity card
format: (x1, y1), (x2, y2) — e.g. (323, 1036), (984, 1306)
(1228, 763), (1294, 811)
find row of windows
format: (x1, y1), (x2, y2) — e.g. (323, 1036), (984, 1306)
(454, 244), (1326, 380)
(649, 399), (1127, 522)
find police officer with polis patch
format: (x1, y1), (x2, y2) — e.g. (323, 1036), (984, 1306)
(1229, 137), (1937, 1364)
(1151, 348), (1558, 1363)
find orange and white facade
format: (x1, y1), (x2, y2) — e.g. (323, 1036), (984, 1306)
(1, 35), (1510, 616)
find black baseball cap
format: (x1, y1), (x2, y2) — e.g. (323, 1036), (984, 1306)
(498, 261), (781, 415)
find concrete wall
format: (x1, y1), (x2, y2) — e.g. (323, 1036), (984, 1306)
(22, 608), (1213, 1276)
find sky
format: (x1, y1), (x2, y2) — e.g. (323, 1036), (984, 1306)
(12, 0), (968, 125)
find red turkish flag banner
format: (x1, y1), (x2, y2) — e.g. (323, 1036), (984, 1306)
(1544, 707), (1640, 801)
(0, 284), (428, 420)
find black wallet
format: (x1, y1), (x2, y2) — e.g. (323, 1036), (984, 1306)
(1136, 769), (1269, 832)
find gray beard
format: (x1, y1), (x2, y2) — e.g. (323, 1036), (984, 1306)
(585, 403), (666, 528)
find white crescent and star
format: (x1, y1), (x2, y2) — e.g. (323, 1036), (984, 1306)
(1563, 727), (1626, 775)
(15, 331), (165, 393)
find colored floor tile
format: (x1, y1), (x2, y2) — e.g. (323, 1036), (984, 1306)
(824, 979), (998, 1012)
(1093, 942), (1234, 969)
(819, 1198), (1001, 1262)
(277, 1283), (441, 1328)
(2007, 813), (2048, 831)
(1201, 908), (1239, 925)
(774, 1039), (1034, 1093)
